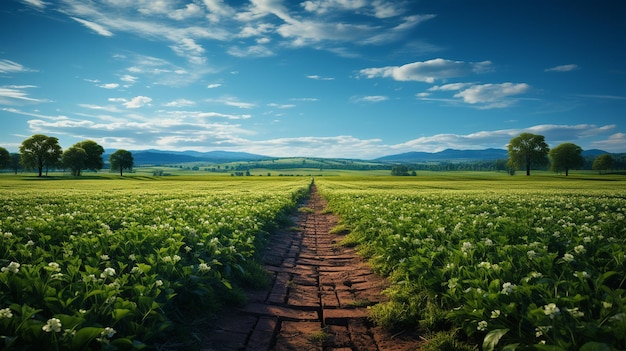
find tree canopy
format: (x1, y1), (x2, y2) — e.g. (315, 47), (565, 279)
(62, 146), (88, 176)
(507, 133), (550, 176)
(549, 142), (584, 176)
(19, 134), (63, 177)
(592, 154), (615, 174)
(75, 140), (105, 171)
(109, 149), (134, 176)
(0, 147), (10, 170)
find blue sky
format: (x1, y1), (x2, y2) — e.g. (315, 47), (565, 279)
(1, 0), (625, 159)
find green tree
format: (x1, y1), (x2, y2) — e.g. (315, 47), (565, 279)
(75, 140), (105, 171)
(507, 133), (550, 176)
(19, 134), (63, 177)
(10, 153), (21, 174)
(62, 146), (87, 176)
(391, 165), (410, 176)
(0, 147), (10, 170)
(109, 149), (134, 176)
(592, 154), (615, 174)
(549, 142), (584, 176)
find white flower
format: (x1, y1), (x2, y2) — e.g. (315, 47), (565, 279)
(574, 271), (590, 279)
(1, 261), (20, 274)
(461, 242), (474, 252)
(198, 263), (211, 272)
(100, 254), (110, 261)
(527, 250), (538, 259)
(128, 254), (136, 261)
(100, 267), (116, 278)
(490, 310), (501, 318)
(0, 308), (13, 319)
(484, 238), (493, 246)
(42, 318), (62, 333)
(447, 277), (459, 290)
(184, 246), (192, 253)
(535, 325), (551, 337)
(562, 253), (574, 262)
(565, 307), (584, 318)
(543, 303), (560, 319)
(101, 327), (116, 338)
(156, 280), (163, 287)
(48, 262), (61, 272)
(26, 240), (35, 246)
(477, 320), (488, 331)
(574, 245), (586, 254)
(478, 261), (491, 269)
(501, 282), (516, 295)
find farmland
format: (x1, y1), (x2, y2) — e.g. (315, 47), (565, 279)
(315, 175), (626, 350)
(0, 175), (310, 350)
(1, 173), (625, 350)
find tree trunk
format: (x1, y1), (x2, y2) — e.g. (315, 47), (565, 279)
(565, 167), (569, 176)
(120, 168), (123, 176)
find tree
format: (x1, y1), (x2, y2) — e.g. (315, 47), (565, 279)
(75, 140), (104, 172)
(0, 147), (10, 170)
(109, 149), (134, 176)
(62, 146), (87, 176)
(592, 154), (615, 174)
(507, 133), (550, 176)
(19, 134), (63, 177)
(549, 143), (584, 176)
(10, 153), (21, 174)
(391, 165), (410, 176)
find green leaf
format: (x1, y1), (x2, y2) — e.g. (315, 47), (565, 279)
(72, 327), (103, 349)
(221, 279), (232, 289)
(113, 308), (132, 320)
(579, 342), (612, 351)
(483, 328), (509, 351)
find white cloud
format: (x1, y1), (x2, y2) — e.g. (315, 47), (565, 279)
(169, 3), (203, 20)
(307, 75), (335, 80)
(360, 58), (492, 83)
(203, 0), (236, 22)
(120, 74), (138, 84)
(428, 83), (473, 91)
(207, 97), (256, 109)
(71, 17), (113, 37)
(352, 95), (388, 103)
(0, 86), (45, 105)
(207, 83), (222, 88)
(590, 133), (626, 152)
(123, 96), (152, 108)
(169, 38), (206, 64)
(98, 83), (119, 89)
(267, 103), (296, 109)
(163, 99), (195, 107)
(453, 82), (530, 108)
(0, 59), (34, 74)
(21, 0), (46, 10)
(227, 45), (274, 57)
(545, 64), (579, 72)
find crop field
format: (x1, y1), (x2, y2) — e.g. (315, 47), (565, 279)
(2, 173), (625, 350)
(0, 176), (310, 350)
(316, 175), (626, 351)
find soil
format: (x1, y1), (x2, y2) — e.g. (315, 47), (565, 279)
(201, 185), (423, 351)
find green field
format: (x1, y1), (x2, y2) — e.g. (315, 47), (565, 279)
(1, 172), (625, 350)
(315, 174), (626, 351)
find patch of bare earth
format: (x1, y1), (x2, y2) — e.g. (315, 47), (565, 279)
(202, 185), (423, 351)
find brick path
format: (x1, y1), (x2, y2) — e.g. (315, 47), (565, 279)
(203, 186), (422, 351)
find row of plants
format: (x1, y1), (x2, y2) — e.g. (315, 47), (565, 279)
(317, 180), (626, 351)
(0, 178), (310, 350)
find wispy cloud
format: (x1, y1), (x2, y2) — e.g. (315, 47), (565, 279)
(71, 17), (113, 37)
(0, 86), (46, 105)
(360, 58), (492, 83)
(420, 82), (531, 109)
(307, 75), (335, 80)
(21, 0), (46, 10)
(97, 83), (119, 89)
(352, 95), (389, 103)
(163, 99), (195, 107)
(545, 64), (579, 72)
(207, 83), (222, 89)
(0, 59), (34, 74)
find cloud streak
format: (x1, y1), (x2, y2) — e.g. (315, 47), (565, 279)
(360, 58), (492, 83)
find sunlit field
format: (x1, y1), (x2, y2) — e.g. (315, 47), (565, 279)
(0, 175), (310, 350)
(1, 172), (625, 350)
(315, 174), (626, 350)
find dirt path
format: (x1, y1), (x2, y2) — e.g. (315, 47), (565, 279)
(203, 186), (422, 351)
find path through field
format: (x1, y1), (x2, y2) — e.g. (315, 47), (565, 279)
(203, 186), (422, 350)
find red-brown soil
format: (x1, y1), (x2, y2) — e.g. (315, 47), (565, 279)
(202, 186), (423, 350)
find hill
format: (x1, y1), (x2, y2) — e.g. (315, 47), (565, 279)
(103, 149), (270, 165)
(375, 148), (509, 163)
